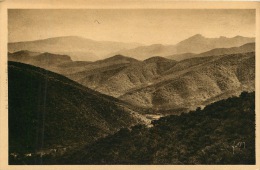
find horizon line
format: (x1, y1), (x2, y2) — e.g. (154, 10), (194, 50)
(8, 34), (255, 46)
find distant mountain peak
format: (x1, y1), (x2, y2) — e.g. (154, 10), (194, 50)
(191, 34), (204, 38)
(111, 54), (131, 59)
(179, 34), (206, 44)
(12, 50), (33, 54)
(233, 35), (244, 38)
(38, 52), (71, 58)
(186, 34), (206, 40)
(10, 50), (42, 57)
(144, 56), (172, 63)
(100, 54), (139, 63)
(40, 36), (95, 43)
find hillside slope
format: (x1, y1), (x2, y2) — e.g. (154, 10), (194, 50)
(119, 52), (255, 112)
(59, 92), (255, 165)
(175, 34), (254, 54)
(67, 56), (177, 97)
(195, 42), (255, 58)
(8, 62), (145, 160)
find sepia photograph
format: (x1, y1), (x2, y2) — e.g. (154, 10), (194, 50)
(0, 0), (259, 169)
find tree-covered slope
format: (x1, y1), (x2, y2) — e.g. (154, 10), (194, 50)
(60, 92), (255, 165)
(8, 62), (144, 159)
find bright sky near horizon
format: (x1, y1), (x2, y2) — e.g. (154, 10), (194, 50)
(8, 9), (255, 45)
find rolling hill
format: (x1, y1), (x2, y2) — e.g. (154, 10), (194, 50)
(8, 61), (146, 160)
(8, 49), (255, 115)
(110, 44), (177, 61)
(167, 42), (255, 61)
(66, 52), (255, 114)
(166, 53), (196, 61)
(195, 42), (255, 58)
(119, 52), (255, 112)
(9, 50), (72, 66)
(8, 50), (93, 75)
(67, 56), (177, 97)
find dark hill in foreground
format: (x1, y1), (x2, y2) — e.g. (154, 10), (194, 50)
(8, 61), (145, 161)
(59, 92), (255, 165)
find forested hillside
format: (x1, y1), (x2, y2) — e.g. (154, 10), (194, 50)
(8, 61), (145, 164)
(59, 92), (255, 165)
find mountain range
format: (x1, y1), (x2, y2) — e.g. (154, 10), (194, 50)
(66, 52), (254, 112)
(8, 36), (142, 61)
(168, 42), (255, 61)
(109, 34), (254, 60)
(8, 34), (254, 61)
(8, 43), (255, 114)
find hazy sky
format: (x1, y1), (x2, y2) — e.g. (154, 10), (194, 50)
(8, 9), (255, 45)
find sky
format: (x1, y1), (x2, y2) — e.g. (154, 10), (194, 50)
(8, 9), (255, 45)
